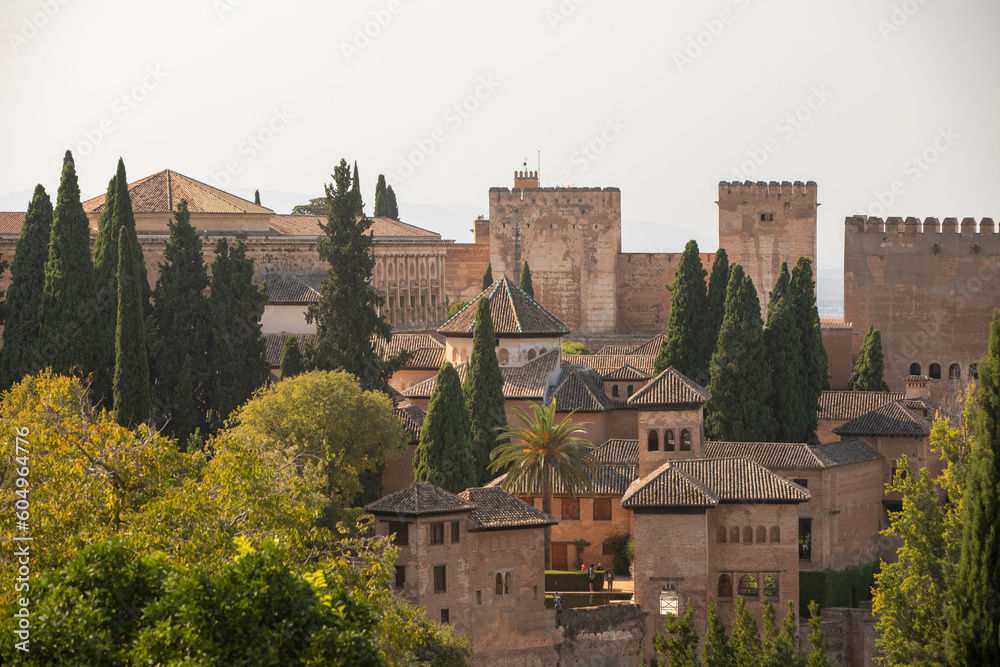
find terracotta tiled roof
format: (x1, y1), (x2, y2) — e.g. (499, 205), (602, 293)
(596, 439), (639, 465)
(0, 212), (25, 234)
(904, 375), (931, 382)
(820, 319), (853, 330)
(810, 439), (882, 467)
(601, 364), (651, 381)
(438, 275), (570, 337)
(818, 390), (904, 421)
(403, 348), (446, 369)
(372, 333), (444, 358)
(485, 464), (637, 497)
(551, 367), (617, 413)
(267, 214), (441, 239)
(833, 400), (933, 437)
(395, 404), (426, 440)
(596, 345), (633, 355)
(622, 463), (719, 509)
(264, 333), (317, 367)
(402, 349), (560, 400)
(83, 170), (274, 215)
(262, 275), (323, 303)
(627, 367), (711, 407)
(705, 442), (825, 469)
(365, 481), (476, 517)
(629, 333), (666, 356)
(458, 487), (559, 531)
(565, 354), (657, 376)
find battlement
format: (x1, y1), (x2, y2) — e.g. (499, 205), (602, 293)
(488, 186), (622, 205)
(718, 180), (817, 198)
(846, 215), (998, 236)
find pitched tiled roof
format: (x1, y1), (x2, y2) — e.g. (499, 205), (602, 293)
(602, 364), (651, 381)
(372, 333), (444, 358)
(403, 348), (446, 369)
(596, 439), (639, 465)
(596, 345), (634, 355)
(485, 464), (637, 497)
(629, 333), (666, 356)
(0, 211), (26, 234)
(820, 319), (853, 330)
(395, 404), (426, 440)
(627, 367), (711, 407)
(262, 275), (323, 303)
(402, 349), (560, 400)
(810, 439), (882, 467)
(818, 390), (903, 421)
(904, 375), (931, 382)
(438, 275), (570, 337)
(565, 354), (657, 377)
(264, 333), (317, 367)
(704, 442), (825, 470)
(267, 214), (441, 239)
(551, 367), (617, 413)
(458, 487), (559, 531)
(365, 481), (476, 516)
(622, 463), (719, 509)
(83, 170), (274, 215)
(833, 400), (933, 437)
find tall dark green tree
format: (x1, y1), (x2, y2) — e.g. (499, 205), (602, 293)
(253, 189), (261, 206)
(306, 159), (405, 392)
(790, 257), (828, 441)
(519, 261), (534, 298)
(654, 240), (709, 382)
(113, 227), (152, 427)
(705, 265), (775, 441)
(207, 238), (269, 430)
(0, 185), (52, 388)
(463, 298), (507, 484)
(350, 161), (364, 217)
(846, 326), (890, 392)
(703, 603), (737, 667)
(765, 263), (809, 442)
(37, 151), (97, 380)
(732, 595), (763, 666)
(373, 174), (388, 217)
(705, 247), (730, 356)
(482, 263), (493, 292)
(279, 336), (304, 378)
(384, 185), (399, 219)
(945, 309), (1000, 665)
(413, 362), (477, 493)
(148, 199), (212, 441)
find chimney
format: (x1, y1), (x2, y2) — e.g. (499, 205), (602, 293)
(904, 375), (931, 400)
(514, 170), (539, 190)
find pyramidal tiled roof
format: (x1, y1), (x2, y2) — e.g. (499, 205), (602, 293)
(263, 275), (323, 303)
(810, 439), (883, 467)
(622, 462), (719, 509)
(704, 441), (826, 470)
(551, 366), (617, 413)
(395, 404), (426, 441)
(832, 400), (933, 437)
(627, 367), (711, 407)
(402, 349), (559, 400)
(818, 390), (904, 421)
(438, 275), (570, 337)
(365, 481), (476, 517)
(629, 333), (666, 356)
(82, 170), (274, 215)
(458, 487), (559, 531)
(602, 364), (651, 381)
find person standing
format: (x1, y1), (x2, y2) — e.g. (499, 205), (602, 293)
(588, 564), (595, 592)
(606, 567), (615, 591)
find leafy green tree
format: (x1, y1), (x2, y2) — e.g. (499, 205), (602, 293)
(846, 326), (890, 391)
(703, 602), (737, 667)
(706, 247), (730, 357)
(413, 362), (478, 494)
(483, 262), (493, 291)
(306, 159), (404, 393)
(464, 298), (508, 485)
(706, 265), (774, 441)
(655, 240), (709, 382)
(148, 199), (212, 441)
(207, 238), (269, 430)
(490, 399), (599, 569)
(562, 341), (592, 355)
(373, 174), (388, 217)
(520, 260), (534, 298)
(351, 160), (365, 217)
(37, 150), (97, 380)
(280, 335), (304, 378)
(946, 309), (1000, 665)
(761, 599), (798, 667)
(654, 604), (700, 666)
(254, 188), (261, 205)
(732, 595), (763, 667)
(0, 185), (52, 388)
(446, 300), (468, 320)
(806, 601), (832, 667)
(384, 185), (399, 219)
(291, 196), (329, 217)
(113, 227), (152, 428)
(790, 257), (828, 440)
(765, 266), (809, 442)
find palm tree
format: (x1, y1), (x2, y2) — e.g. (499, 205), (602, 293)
(489, 399), (600, 569)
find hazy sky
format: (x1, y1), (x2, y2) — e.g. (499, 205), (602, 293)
(2, 0), (998, 287)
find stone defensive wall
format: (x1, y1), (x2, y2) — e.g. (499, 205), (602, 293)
(616, 251), (715, 335)
(718, 179), (818, 197)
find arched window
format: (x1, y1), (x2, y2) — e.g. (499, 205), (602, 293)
(504, 572), (512, 595)
(770, 527), (780, 544)
(929, 363), (941, 379)
(730, 527), (740, 543)
(743, 526), (753, 544)
(497, 349), (509, 365)
(540, 348), (547, 355)
(681, 429), (692, 451)
(949, 363), (961, 379)
(495, 573), (503, 595)
(647, 430), (659, 452)
(756, 526), (766, 544)
(612, 385), (620, 398)
(665, 430), (675, 452)
(970, 363), (979, 379)
(763, 573), (779, 598)
(718, 574), (733, 598)
(717, 527), (727, 543)
(461, 348), (468, 362)
(909, 362), (921, 375)
(527, 349), (537, 361)
(452, 348), (459, 362)
(738, 574), (758, 598)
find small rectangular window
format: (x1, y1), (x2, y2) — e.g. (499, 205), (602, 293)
(434, 564), (447, 593)
(476, 590), (482, 606)
(602, 541), (612, 556)
(561, 497), (580, 520)
(440, 608), (450, 624)
(395, 565), (405, 589)
(430, 522), (445, 545)
(451, 521), (461, 543)
(593, 497), (612, 521)
(793, 478), (808, 489)
(388, 521), (408, 546)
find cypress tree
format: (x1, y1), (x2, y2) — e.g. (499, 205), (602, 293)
(767, 261), (790, 313)
(0, 185), (52, 388)
(519, 261), (534, 298)
(945, 309), (1000, 665)
(790, 257), (828, 441)
(732, 595), (763, 667)
(463, 297), (507, 485)
(373, 174), (388, 217)
(705, 265), (775, 441)
(806, 601), (833, 667)
(705, 247), (729, 356)
(384, 185), (399, 219)
(765, 262), (809, 442)
(703, 603), (737, 667)
(413, 362), (477, 493)
(279, 336), (304, 378)
(846, 326), (890, 392)
(207, 238), (269, 430)
(350, 161), (364, 217)
(482, 263), (493, 292)
(254, 189), (261, 206)
(37, 151), (97, 380)
(112, 226), (151, 427)
(654, 240), (709, 383)
(306, 159), (404, 392)
(148, 199), (211, 441)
